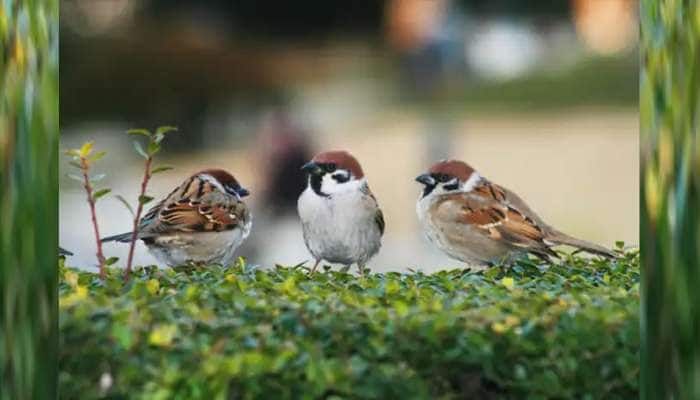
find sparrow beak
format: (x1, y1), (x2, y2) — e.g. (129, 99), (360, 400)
(415, 173), (436, 186)
(301, 161), (323, 175)
(237, 187), (250, 198)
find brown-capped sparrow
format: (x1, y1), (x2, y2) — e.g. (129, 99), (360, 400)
(102, 169), (252, 266)
(297, 150), (384, 275)
(415, 160), (615, 265)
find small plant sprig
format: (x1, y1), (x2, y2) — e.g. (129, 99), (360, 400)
(122, 126), (176, 281)
(65, 142), (112, 279)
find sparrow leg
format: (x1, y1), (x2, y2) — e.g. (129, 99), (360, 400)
(309, 259), (321, 274)
(357, 264), (365, 277)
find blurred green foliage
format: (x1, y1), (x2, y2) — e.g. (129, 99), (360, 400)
(0, 0), (59, 399)
(60, 250), (639, 399)
(641, 0), (700, 399)
(409, 54), (637, 113)
(461, 55), (638, 111)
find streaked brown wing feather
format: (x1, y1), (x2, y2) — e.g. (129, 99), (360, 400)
(435, 182), (553, 254)
(141, 176), (248, 235)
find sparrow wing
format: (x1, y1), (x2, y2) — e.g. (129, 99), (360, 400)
(362, 184), (385, 236)
(374, 208), (385, 236)
(497, 183), (616, 258)
(434, 181), (557, 258)
(139, 176), (249, 235)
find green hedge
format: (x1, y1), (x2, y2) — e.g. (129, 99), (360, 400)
(59, 249), (639, 399)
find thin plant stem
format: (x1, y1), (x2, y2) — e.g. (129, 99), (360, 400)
(124, 156), (152, 281)
(80, 157), (106, 279)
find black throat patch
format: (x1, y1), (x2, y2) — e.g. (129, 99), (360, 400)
(310, 175), (329, 197)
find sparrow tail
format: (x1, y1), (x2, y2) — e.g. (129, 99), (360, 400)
(101, 232), (136, 243)
(546, 231), (616, 258)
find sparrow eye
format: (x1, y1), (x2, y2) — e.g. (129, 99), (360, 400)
(326, 163), (337, 173)
(433, 173), (448, 182)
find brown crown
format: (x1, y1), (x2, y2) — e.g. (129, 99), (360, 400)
(196, 168), (240, 186)
(428, 159), (475, 182)
(312, 150), (364, 178)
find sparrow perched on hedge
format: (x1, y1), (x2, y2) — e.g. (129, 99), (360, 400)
(415, 160), (615, 265)
(298, 150), (384, 274)
(102, 169), (252, 266)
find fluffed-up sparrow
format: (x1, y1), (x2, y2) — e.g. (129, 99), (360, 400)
(297, 150), (384, 274)
(102, 169), (252, 266)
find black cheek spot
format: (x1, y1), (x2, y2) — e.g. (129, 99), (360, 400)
(332, 173), (349, 183)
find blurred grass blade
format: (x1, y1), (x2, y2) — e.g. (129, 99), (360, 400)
(641, 0), (700, 399)
(0, 0), (59, 398)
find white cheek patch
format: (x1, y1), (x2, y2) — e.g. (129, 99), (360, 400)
(321, 174), (340, 192)
(462, 172), (482, 192)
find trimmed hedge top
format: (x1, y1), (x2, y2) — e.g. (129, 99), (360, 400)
(59, 248), (639, 399)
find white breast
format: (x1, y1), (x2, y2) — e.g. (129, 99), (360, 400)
(298, 185), (381, 266)
(148, 219), (251, 267)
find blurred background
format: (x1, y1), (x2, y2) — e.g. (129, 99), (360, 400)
(2, 0), (59, 398)
(60, 0), (638, 272)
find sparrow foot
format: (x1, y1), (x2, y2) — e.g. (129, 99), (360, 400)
(309, 259), (322, 275)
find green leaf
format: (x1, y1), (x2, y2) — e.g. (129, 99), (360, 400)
(139, 195), (154, 205)
(105, 256), (119, 266)
(79, 142), (93, 157)
(152, 165), (174, 174)
(154, 126), (177, 144)
(111, 323), (133, 349)
(155, 125), (178, 136)
(89, 173), (106, 183)
(115, 195), (136, 218)
(88, 150), (107, 163)
(93, 188), (111, 201)
(65, 149), (81, 157)
(66, 173), (84, 183)
(133, 141), (148, 159)
(147, 141), (161, 155)
(127, 129), (151, 137)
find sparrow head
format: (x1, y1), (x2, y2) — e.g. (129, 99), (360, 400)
(416, 160), (479, 198)
(301, 150), (365, 196)
(196, 168), (250, 199)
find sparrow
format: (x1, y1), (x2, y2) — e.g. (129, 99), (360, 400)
(415, 159), (616, 265)
(297, 150), (384, 275)
(102, 169), (252, 266)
